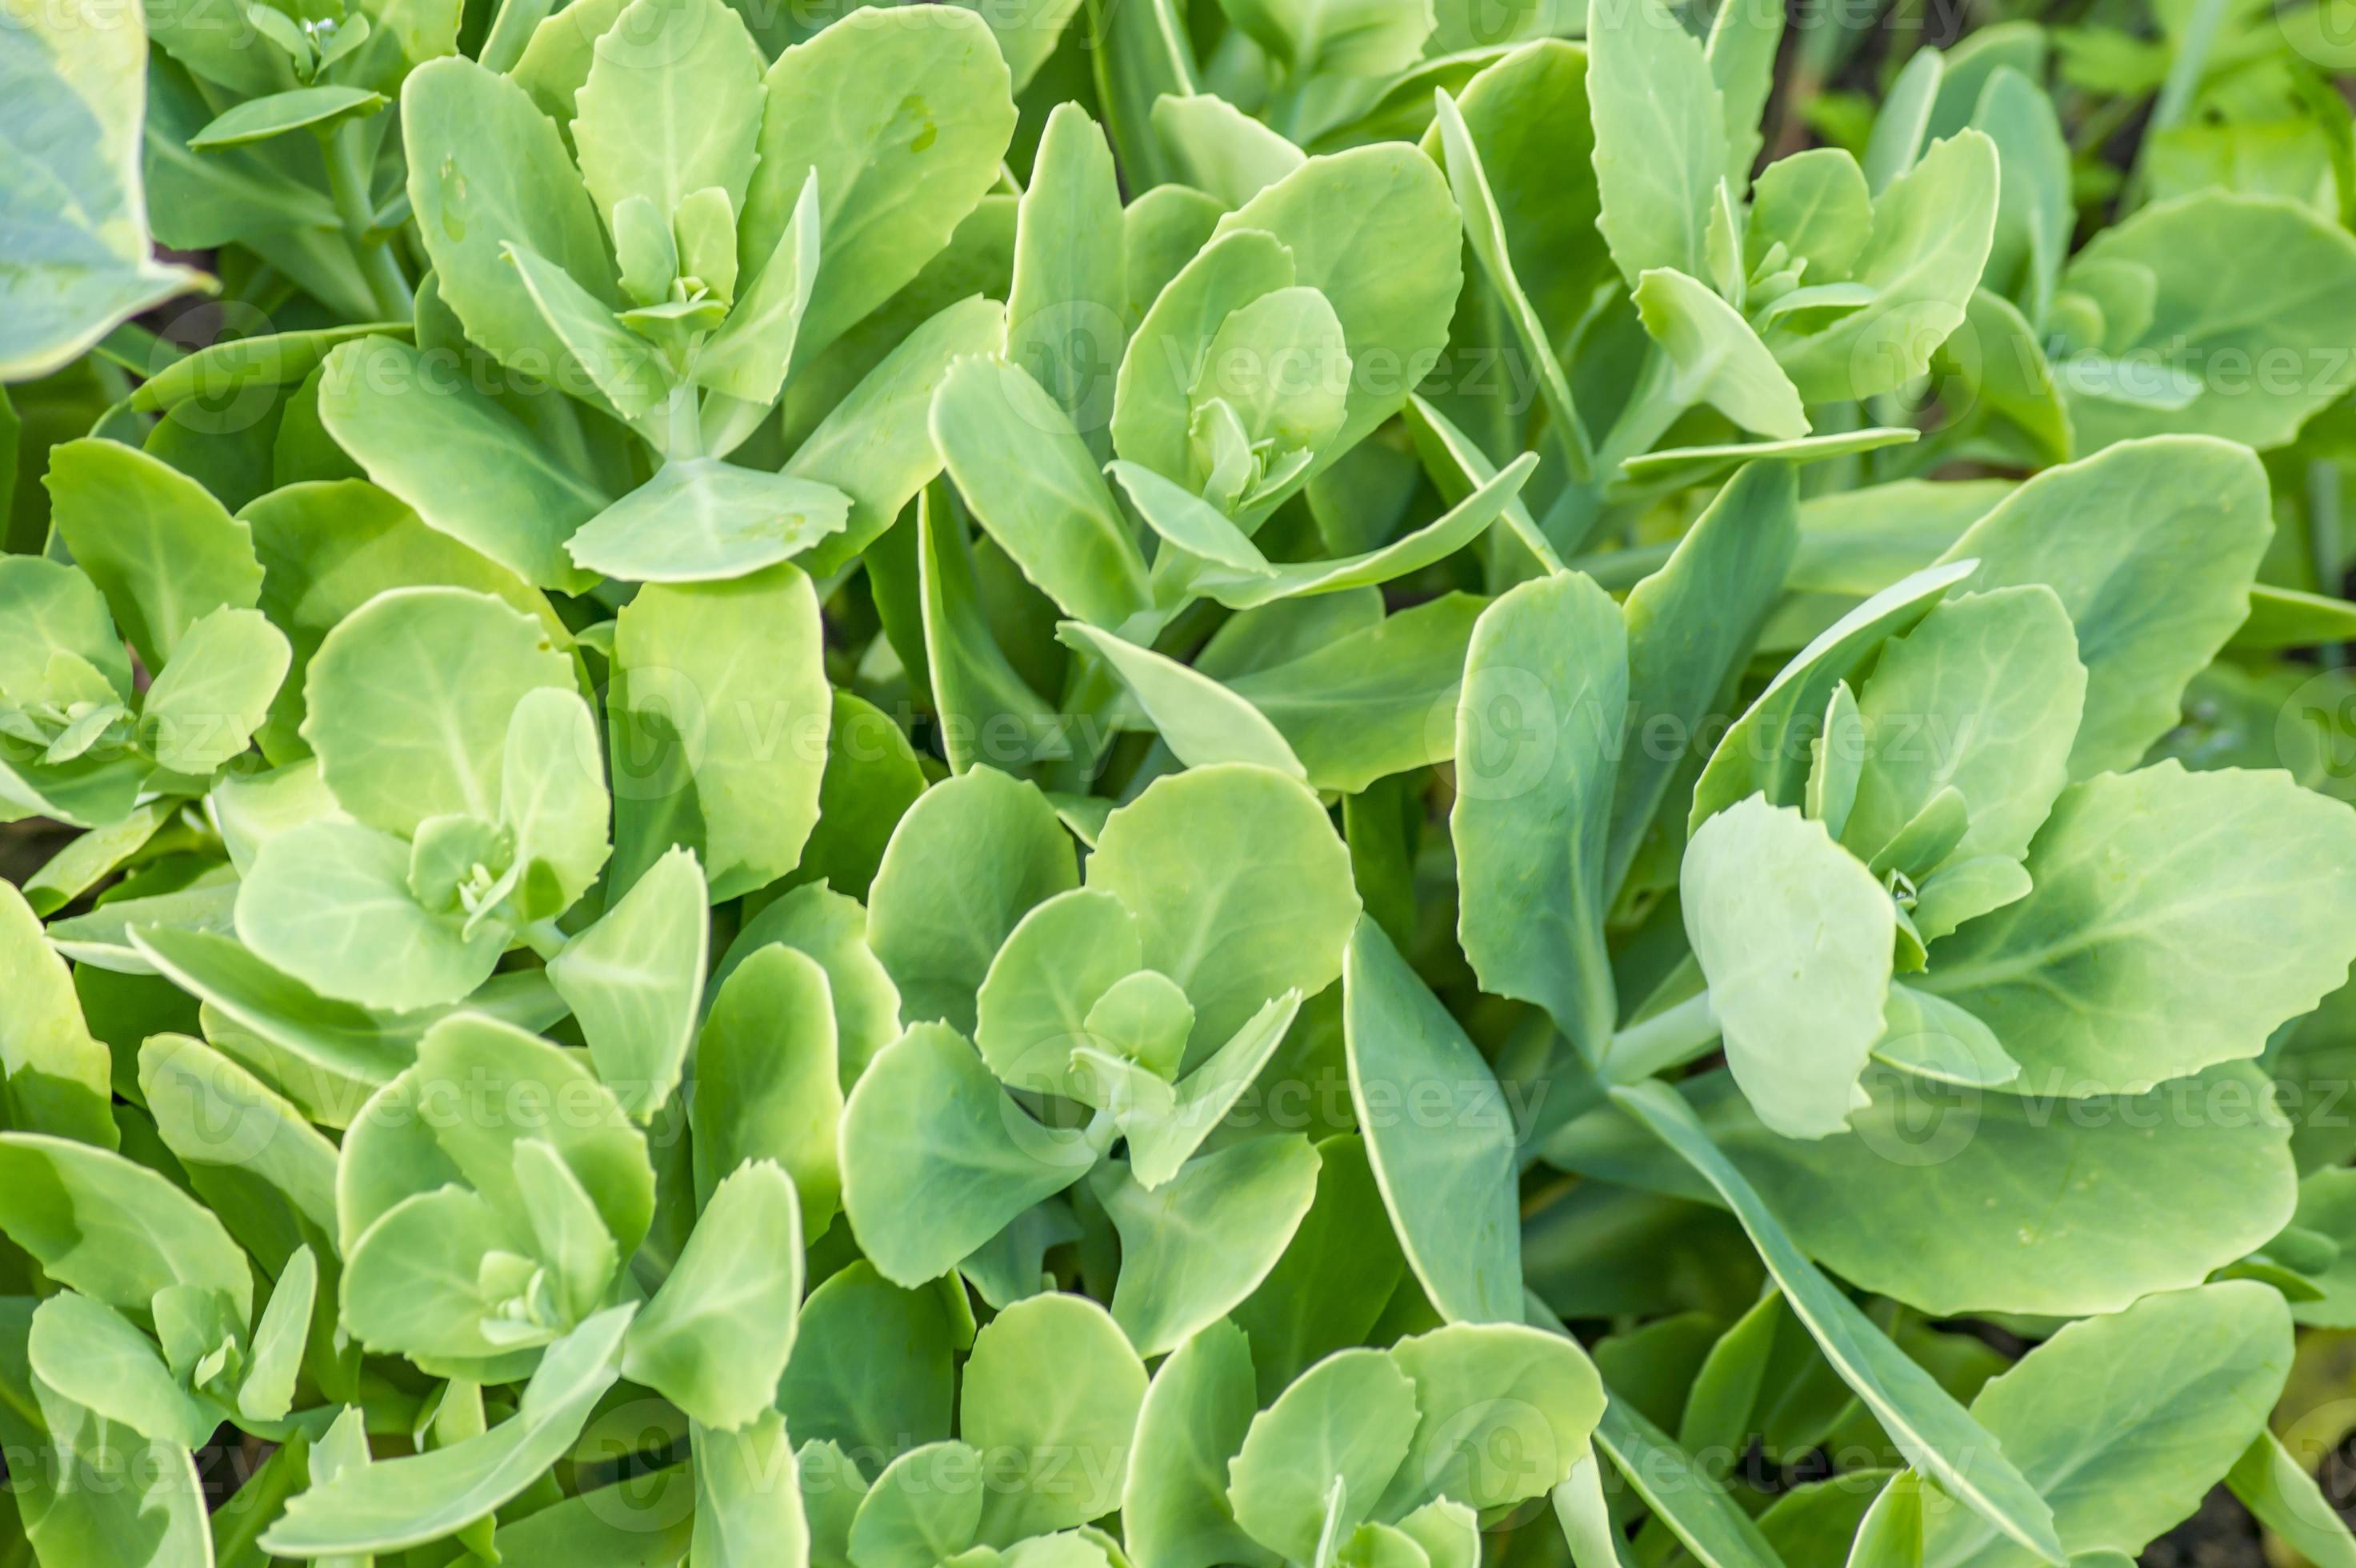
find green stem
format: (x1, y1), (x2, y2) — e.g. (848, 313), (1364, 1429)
(325, 120), (412, 321)
(1601, 990), (1721, 1084)
(518, 919), (570, 962)
(1602, 354), (1687, 470)
(663, 383), (704, 460)
(2313, 458), (2346, 670)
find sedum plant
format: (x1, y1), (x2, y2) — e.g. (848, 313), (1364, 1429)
(10, 0), (2356, 1565)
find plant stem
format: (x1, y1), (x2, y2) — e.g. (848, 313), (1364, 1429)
(2311, 458), (2346, 670)
(664, 383), (704, 460)
(325, 120), (412, 322)
(1601, 990), (1721, 1084)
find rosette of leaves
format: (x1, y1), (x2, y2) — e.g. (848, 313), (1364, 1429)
(1880, 41), (2356, 469)
(1494, 438), (2356, 1296)
(1412, 436), (2356, 1560)
(798, 1290), (1150, 1568)
(215, 579), (742, 1122)
(314, 0), (1018, 590)
(0, 1026), (333, 1561)
(1127, 1319), (1606, 1568)
(838, 762), (1360, 1355)
(4, 442), (293, 831)
(916, 102), (1511, 785)
(1382, 6), (2002, 558)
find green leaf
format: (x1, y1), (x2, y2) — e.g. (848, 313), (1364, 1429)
(792, 693), (930, 901)
(696, 1410), (810, 1568)
(396, 1008), (655, 1255)
(1151, 94), (1304, 208)
(138, 606), (290, 776)
(236, 1242), (316, 1422)
(45, 437), (263, 672)
(1750, 148), (1872, 279)
(781, 1261), (956, 1461)
(1970, 68), (2070, 322)
(301, 584), (571, 838)
(28, 1290), (217, 1450)
(1218, 0), (1431, 78)
(14, 1377), (214, 1567)
(316, 336), (612, 593)
(126, 925), (417, 1100)
(1587, 0), (1725, 285)
(694, 943), (844, 1238)
(1433, 87), (1590, 478)
(1590, 1398), (1782, 1568)
(931, 354), (1154, 628)
(1059, 622), (1308, 782)
(1923, 764), (2356, 1094)
(1342, 917), (1519, 1325)
(1688, 559), (1978, 830)
(262, 1305), (634, 1556)
(1609, 461), (1799, 894)
(1609, 1077), (2066, 1567)
(1127, 1321), (1279, 1568)
(0, 554), (131, 704)
(914, 480), (1076, 775)
(1124, 991), (1302, 1188)
(2227, 1433), (2356, 1568)
(1230, 1134), (1406, 1400)
(1213, 146), (1463, 458)
(1934, 435), (2271, 777)
(1679, 795), (1894, 1139)
(0, 877), (118, 1147)
(0, 0), (204, 379)
(1229, 1347), (1419, 1561)
(1226, 594), (1484, 796)
(1556, 1062), (2295, 1318)
(1095, 1134), (1321, 1358)
(959, 1290), (1148, 1541)
(138, 1031), (339, 1256)
(1171, 450), (1539, 610)
(851, 1441), (985, 1568)
(549, 843), (710, 1118)
(1382, 1322), (1606, 1514)
(502, 238), (674, 421)
(0, 1131), (252, 1322)
(1839, 586), (2084, 866)
(975, 887), (1143, 1100)
(839, 1022), (1094, 1286)
(566, 459), (852, 583)
(242, 477), (557, 756)
(1634, 268), (1809, 440)
(1010, 104), (1126, 457)
(571, 0), (763, 227)
(188, 83), (387, 148)
(1087, 762), (1360, 1061)
(794, 296), (1010, 578)
(740, 4), (1015, 366)
(623, 1160), (803, 1430)
(2061, 193), (2356, 452)
(701, 170), (823, 416)
(870, 766), (1078, 1034)
(1114, 227), (1295, 489)
(611, 562), (831, 901)
(1921, 1283), (2290, 1568)
(404, 57), (621, 381)
(1452, 570), (1627, 1062)
(1766, 130), (1998, 403)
